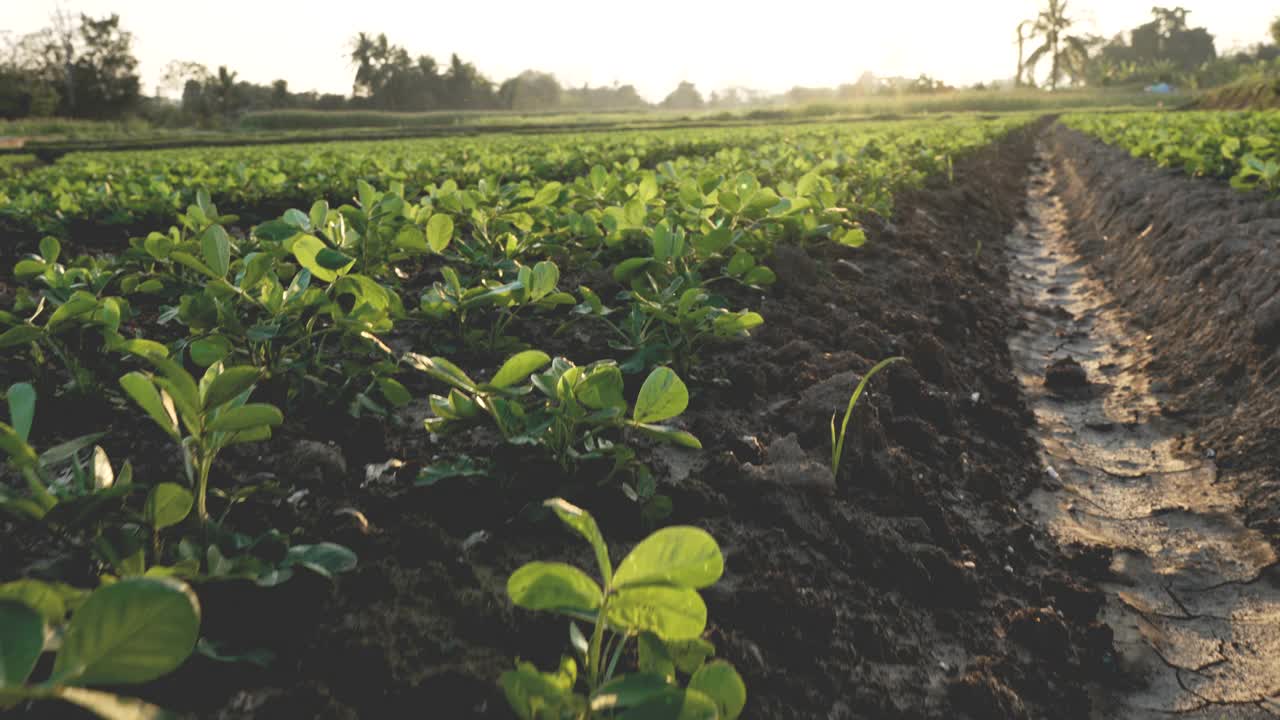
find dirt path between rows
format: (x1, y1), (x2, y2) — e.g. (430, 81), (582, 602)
(1008, 149), (1280, 718)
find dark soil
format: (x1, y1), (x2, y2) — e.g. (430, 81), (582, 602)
(2, 122), (1123, 719)
(1049, 124), (1280, 543)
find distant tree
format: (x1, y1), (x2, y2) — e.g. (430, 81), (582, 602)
(212, 66), (239, 116)
(1093, 6), (1217, 85)
(70, 14), (141, 117)
(160, 60), (210, 97)
(8, 12), (141, 118)
(1016, 20), (1036, 86)
(443, 53), (497, 110)
(498, 70), (561, 111)
(270, 79), (290, 108)
(1272, 16), (1280, 46)
(661, 81), (704, 110)
(1023, 0), (1091, 90)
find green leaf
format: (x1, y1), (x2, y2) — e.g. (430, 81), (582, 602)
(0, 600), (43, 688)
(0, 422), (38, 468)
(200, 225), (231, 278)
(394, 225), (427, 252)
(315, 247), (356, 271)
(290, 235), (351, 282)
(726, 251), (755, 276)
(614, 526), (723, 589)
(617, 686), (718, 720)
(144, 484), (193, 531)
(0, 580), (67, 625)
(527, 181), (563, 208)
(14, 260), (46, 280)
(143, 234), (174, 260)
(170, 251), (222, 280)
(376, 377), (412, 407)
(404, 354), (477, 393)
(528, 261), (559, 300)
(667, 637), (716, 674)
(285, 543), (358, 579)
(742, 266), (776, 287)
(52, 577), (200, 686)
(637, 632), (675, 679)
(119, 373), (178, 438)
(545, 498), (612, 586)
(415, 455), (488, 486)
(838, 227), (867, 248)
(207, 404), (282, 433)
(633, 424), (702, 449)
(46, 292), (99, 331)
(490, 351), (551, 390)
(577, 365), (626, 411)
(39, 237), (60, 265)
(115, 339), (169, 358)
(37, 433), (104, 467)
(608, 585), (707, 640)
(188, 336), (231, 367)
(309, 200), (329, 231)
(508, 562), (602, 613)
(0, 326), (41, 349)
(633, 367), (689, 423)
(201, 366), (259, 410)
(694, 227), (732, 256)
(426, 214), (454, 253)
(13, 258), (46, 279)
(7, 383), (35, 444)
(612, 257), (653, 283)
(140, 355), (200, 423)
(591, 673), (673, 711)
(500, 661), (580, 720)
(688, 661), (747, 719)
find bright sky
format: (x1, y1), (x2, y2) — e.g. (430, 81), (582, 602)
(4, 1), (1273, 101)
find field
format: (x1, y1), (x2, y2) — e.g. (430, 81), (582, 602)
(3, 106), (1280, 720)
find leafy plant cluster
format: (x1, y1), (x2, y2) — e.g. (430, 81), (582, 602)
(0, 115), (1014, 717)
(0, 117), (1029, 239)
(1064, 110), (1280, 193)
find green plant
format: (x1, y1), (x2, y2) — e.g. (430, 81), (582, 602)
(412, 352), (700, 470)
(118, 354), (282, 524)
(0, 576), (200, 719)
(830, 357), (903, 476)
(0, 382), (136, 529)
(419, 261), (574, 351)
(501, 498), (745, 719)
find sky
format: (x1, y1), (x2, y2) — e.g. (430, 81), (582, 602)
(3, 1), (1274, 102)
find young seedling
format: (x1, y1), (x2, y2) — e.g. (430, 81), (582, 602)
(830, 356), (904, 477)
(0, 576), (200, 719)
(502, 498), (746, 719)
(119, 354), (282, 524)
(0, 382), (135, 529)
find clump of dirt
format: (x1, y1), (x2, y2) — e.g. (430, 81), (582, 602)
(1049, 124), (1280, 540)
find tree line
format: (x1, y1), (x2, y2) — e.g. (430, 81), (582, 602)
(4, 8), (1280, 124)
(1016, 2), (1280, 91)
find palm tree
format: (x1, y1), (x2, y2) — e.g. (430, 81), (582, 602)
(1023, 0), (1091, 90)
(213, 66), (238, 115)
(1015, 20), (1036, 87)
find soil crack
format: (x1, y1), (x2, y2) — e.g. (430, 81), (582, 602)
(1009, 151), (1280, 719)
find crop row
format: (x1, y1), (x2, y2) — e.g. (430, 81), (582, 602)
(0, 115), (1027, 718)
(1063, 110), (1280, 193)
(2, 117), (1025, 240)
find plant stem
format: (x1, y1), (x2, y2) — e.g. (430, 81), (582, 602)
(588, 596), (608, 690)
(195, 453), (213, 524)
